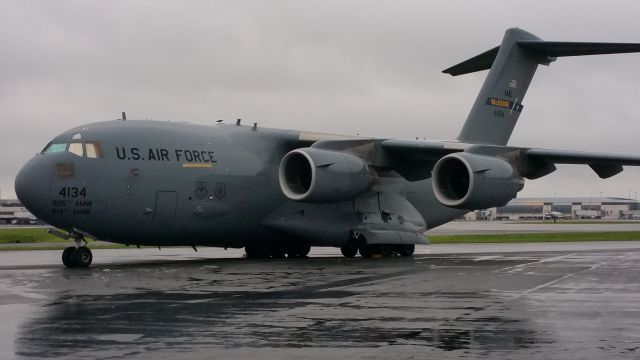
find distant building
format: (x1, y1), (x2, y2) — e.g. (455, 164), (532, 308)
(479, 197), (640, 221)
(0, 199), (38, 225)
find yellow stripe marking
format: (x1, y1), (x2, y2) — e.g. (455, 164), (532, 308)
(182, 163), (213, 168)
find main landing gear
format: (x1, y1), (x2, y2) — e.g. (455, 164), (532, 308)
(245, 243), (311, 259)
(341, 233), (415, 258)
(61, 236), (93, 268)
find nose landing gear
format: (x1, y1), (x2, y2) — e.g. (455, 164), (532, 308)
(57, 232), (93, 268)
(62, 246), (93, 268)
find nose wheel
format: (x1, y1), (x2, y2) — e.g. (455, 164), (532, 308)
(62, 246), (93, 268)
(61, 234), (93, 268)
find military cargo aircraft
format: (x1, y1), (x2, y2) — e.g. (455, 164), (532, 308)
(14, 28), (640, 268)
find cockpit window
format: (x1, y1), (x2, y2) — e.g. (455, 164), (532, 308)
(43, 143), (67, 153)
(42, 141), (104, 159)
(85, 142), (103, 159)
(68, 143), (84, 157)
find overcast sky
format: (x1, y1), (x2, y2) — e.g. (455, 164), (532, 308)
(2, 0), (640, 200)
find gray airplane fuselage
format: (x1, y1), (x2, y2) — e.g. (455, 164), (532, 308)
(15, 120), (463, 249)
(14, 28), (640, 267)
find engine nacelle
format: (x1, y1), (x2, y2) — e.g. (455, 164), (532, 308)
(432, 153), (524, 210)
(279, 148), (371, 202)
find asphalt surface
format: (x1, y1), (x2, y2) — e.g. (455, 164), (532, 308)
(2, 244), (640, 359)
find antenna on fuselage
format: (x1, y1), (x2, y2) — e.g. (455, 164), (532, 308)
(121, 112), (126, 121)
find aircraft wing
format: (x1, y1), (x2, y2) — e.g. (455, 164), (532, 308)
(380, 139), (468, 161)
(525, 148), (640, 178)
(379, 139), (640, 180)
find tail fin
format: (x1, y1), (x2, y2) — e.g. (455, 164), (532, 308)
(448, 28), (640, 145)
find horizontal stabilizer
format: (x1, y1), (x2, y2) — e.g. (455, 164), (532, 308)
(442, 46), (499, 76)
(517, 41), (640, 58)
(444, 39), (640, 76)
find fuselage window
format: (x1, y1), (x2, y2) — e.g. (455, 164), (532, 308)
(68, 142), (84, 157)
(43, 143), (67, 154)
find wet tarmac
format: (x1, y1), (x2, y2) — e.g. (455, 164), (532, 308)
(2, 244), (640, 359)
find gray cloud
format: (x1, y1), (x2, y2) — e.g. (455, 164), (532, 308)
(2, 0), (640, 199)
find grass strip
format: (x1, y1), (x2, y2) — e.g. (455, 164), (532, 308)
(507, 221), (640, 225)
(0, 228), (67, 244)
(430, 231), (640, 244)
(0, 244), (130, 251)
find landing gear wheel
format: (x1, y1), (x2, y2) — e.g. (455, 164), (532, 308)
(288, 244), (311, 258)
(398, 244), (415, 257)
(358, 242), (373, 258)
(378, 244), (393, 258)
(245, 245), (268, 259)
(371, 244), (392, 257)
(299, 244), (311, 257)
(269, 247), (286, 259)
(72, 246), (92, 268)
(62, 247), (77, 268)
(340, 242), (358, 258)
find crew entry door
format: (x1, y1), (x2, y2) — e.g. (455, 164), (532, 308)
(152, 191), (177, 228)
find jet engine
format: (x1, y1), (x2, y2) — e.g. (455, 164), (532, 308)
(432, 152), (524, 210)
(279, 148), (371, 202)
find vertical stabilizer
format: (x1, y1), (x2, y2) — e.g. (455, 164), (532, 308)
(453, 28), (541, 145)
(446, 28), (640, 146)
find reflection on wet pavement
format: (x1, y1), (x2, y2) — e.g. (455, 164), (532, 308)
(2, 248), (640, 359)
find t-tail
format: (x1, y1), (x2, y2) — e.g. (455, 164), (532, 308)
(446, 28), (640, 146)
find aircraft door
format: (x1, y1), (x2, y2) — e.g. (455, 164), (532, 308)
(152, 191), (178, 228)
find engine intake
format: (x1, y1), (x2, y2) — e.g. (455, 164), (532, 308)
(432, 153), (524, 209)
(279, 148), (371, 202)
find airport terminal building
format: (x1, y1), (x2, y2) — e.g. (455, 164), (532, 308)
(473, 197), (640, 221)
(0, 199), (37, 225)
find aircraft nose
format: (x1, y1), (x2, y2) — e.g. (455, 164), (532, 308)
(15, 157), (51, 218)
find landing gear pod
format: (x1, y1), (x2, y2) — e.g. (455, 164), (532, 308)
(279, 148), (371, 202)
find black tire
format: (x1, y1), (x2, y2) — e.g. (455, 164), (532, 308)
(398, 244), (415, 257)
(245, 245), (268, 259)
(340, 242), (358, 258)
(72, 246), (92, 268)
(370, 244), (392, 257)
(287, 244), (311, 259)
(358, 242), (373, 258)
(62, 247), (77, 268)
(269, 247), (286, 259)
